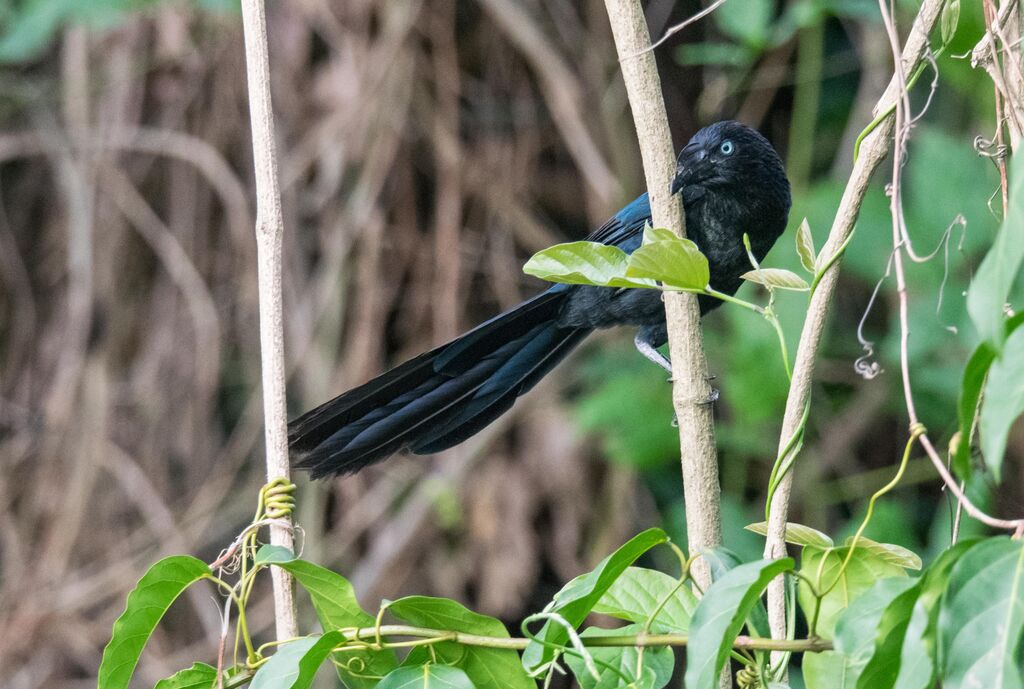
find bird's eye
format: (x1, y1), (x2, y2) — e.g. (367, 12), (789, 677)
(719, 140), (735, 156)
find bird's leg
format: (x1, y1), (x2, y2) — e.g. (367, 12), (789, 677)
(633, 332), (673, 377)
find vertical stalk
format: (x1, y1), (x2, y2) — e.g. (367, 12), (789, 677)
(602, 0), (722, 600)
(761, 0), (946, 669)
(239, 0), (299, 641)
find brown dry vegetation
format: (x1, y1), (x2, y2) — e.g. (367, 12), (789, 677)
(2, 1), (1020, 687)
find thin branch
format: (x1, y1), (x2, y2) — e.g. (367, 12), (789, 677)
(239, 0), (299, 640)
(327, 624), (834, 653)
(626, 0), (730, 58)
(761, 0), (947, 662)
(602, 0), (722, 592)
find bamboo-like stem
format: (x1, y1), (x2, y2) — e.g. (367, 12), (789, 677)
(762, 0), (946, 661)
(239, 0), (299, 640)
(602, 0), (722, 592)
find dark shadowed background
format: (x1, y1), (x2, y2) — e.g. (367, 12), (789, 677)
(0, 0), (1020, 686)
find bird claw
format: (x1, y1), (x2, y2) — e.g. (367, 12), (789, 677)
(699, 388), (720, 405)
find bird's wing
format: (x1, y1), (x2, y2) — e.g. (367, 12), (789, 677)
(583, 192), (651, 251)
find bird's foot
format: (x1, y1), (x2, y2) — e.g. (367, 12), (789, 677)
(634, 333), (672, 375)
(700, 388), (720, 405)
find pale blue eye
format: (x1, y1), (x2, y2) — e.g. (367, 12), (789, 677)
(719, 140), (735, 156)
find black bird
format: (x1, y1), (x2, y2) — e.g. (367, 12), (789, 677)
(289, 120), (791, 478)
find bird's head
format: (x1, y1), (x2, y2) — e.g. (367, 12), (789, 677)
(671, 121), (790, 213)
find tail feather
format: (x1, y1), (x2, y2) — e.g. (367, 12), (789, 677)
(411, 324), (589, 454)
(289, 289), (590, 478)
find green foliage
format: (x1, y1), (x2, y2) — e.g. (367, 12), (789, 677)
(684, 558), (794, 689)
(573, 348), (678, 469)
(966, 152), (1024, 349)
(592, 566), (697, 633)
(521, 528), (668, 674)
(98, 556), (212, 689)
(745, 521), (834, 548)
(978, 324), (1024, 481)
(524, 233), (714, 292)
(939, 537), (1024, 689)
(390, 596), (533, 689)
(153, 663), (217, 689)
(375, 666), (475, 689)
(0, 0), (236, 64)
(795, 219), (817, 273)
(522, 241), (653, 289)
(833, 577), (918, 687)
(953, 150), (1024, 482)
(250, 632), (347, 689)
(740, 267), (810, 291)
(263, 548), (398, 688)
(626, 238), (710, 289)
(566, 625), (674, 689)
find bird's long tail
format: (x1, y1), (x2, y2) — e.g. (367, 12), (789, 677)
(288, 289), (590, 478)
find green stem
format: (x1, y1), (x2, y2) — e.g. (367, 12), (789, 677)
(317, 624), (834, 653)
(764, 401), (812, 521)
(205, 574), (258, 662)
(808, 430), (919, 636)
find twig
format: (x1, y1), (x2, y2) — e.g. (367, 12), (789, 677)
(880, 0), (1024, 533)
(627, 0), (730, 58)
(601, 0), (722, 592)
(239, 0), (299, 640)
(327, 624), (834, 653)
(761, 0), (947, 664)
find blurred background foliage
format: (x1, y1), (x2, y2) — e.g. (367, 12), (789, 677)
(0, 0), (1020, 686)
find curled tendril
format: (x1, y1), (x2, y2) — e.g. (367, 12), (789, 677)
(854, 249), (897, 380)
(260, 477), (297, 519)
(974, 134), (1009, 161)
(736, 665), (761, 689)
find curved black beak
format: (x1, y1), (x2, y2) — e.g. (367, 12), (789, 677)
(672, 143), (706, 195)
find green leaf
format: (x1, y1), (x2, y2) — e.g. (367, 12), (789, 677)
(798, 546), (909, 637)
(389, 596), (533, 689)
(269, 558), (397, 689)
(154, 663), (218, 689)
(566, 624), (674, 689)
(892, 541), (977, 689)
(643, 225), (679, 244)
(832, 577), (918, 686)
(522, 528), (669, 674)
(967, 152), (1024, 348)
(523, 241), (654, 288)
(796, 218), (817, 273)
(250, 632), (345, 689)
(941, 0), (961, 45)
(592, 567), (697, 633)
(844, 537), (922, 571)
(744, 521), (834, 549)
(626, 239), (710, 289)
(953, 342), (997, 479)
(701, 547), (771, 639)
(799, 546), (910, 689)
(254, 544), (295, 565)
(939, 537), (1024, 689)
(684, 558), (795, 689)
(98, 556), (212, 689)
(376, 665), (476, 689)
(740, 268), (810, 291)
(953, 313), (1024, 480)
(979, 324), (1024, 481)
